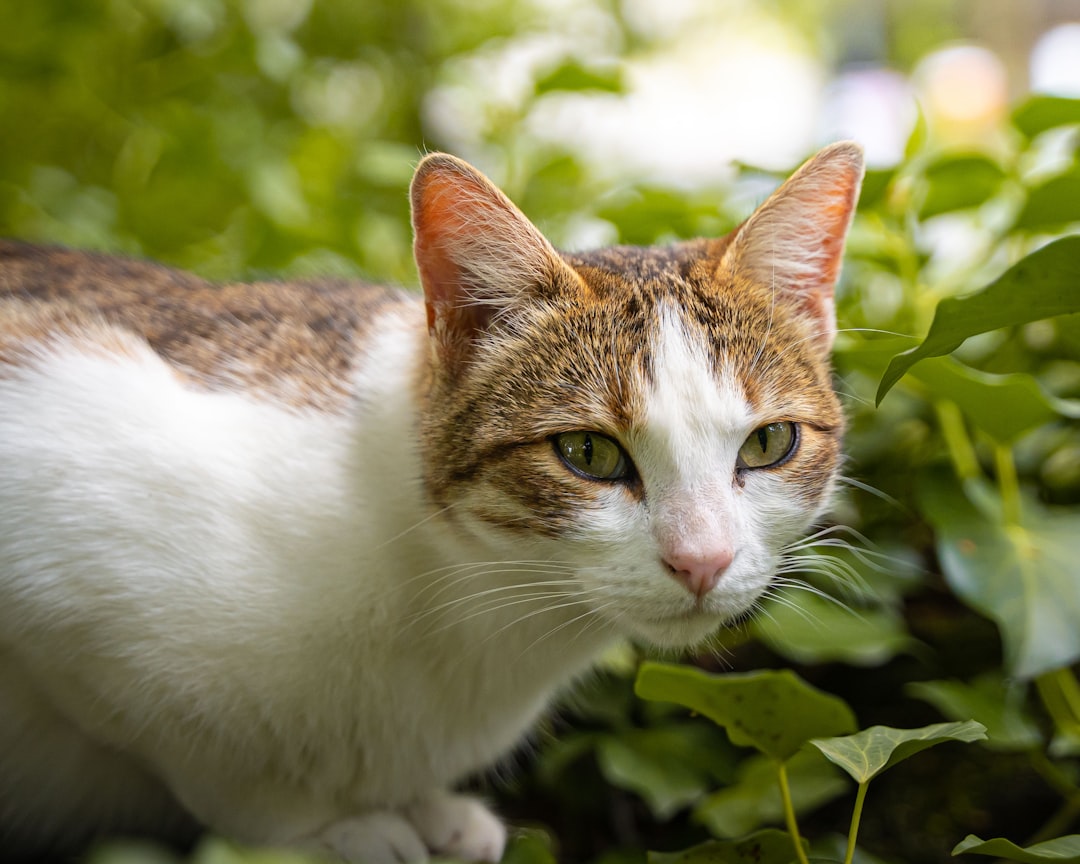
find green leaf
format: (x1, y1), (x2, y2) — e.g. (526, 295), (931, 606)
(1015, 169), (1080, 231)
(918, 474), (1080, 678)
(1012, 95), (1080, 138)
(648, 829), (806, 864)
(534, 61), (623, 95)
(751, 593), (914, 667)
(810, 720), (986, 784)
(634, 664), (856, 761)
(693, 750), (848, 839)
(877, 236), (1080, 402)
(918, 154), (1005, 219)
(86, 840), (181, 864)
(907, 674), (1044, 751)
(187, 837), (317, 864)
(906, 356), (1080, 443)
(500, 828), (559, 864)
(855, 168), (895, 212)
(953, 834), (1080, 863)
(595, 725), (736, 819)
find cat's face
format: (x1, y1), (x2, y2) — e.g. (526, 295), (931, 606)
(411, 145), (861, 649)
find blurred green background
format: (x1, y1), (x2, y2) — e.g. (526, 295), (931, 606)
(4, 1), (1080, 863)
(3, 0), (1076, 282)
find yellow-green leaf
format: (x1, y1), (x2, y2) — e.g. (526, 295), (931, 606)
(634, 664), (856, 761)
(810, 720), (986, 784)
(953, 834), (1080, 863)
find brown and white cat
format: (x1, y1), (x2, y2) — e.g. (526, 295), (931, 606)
(0, 142), (862, 862)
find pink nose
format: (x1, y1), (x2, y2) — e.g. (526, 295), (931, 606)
(664, 546), (735, 599)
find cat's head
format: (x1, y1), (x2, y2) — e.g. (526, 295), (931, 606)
(410, 144), (863, 649)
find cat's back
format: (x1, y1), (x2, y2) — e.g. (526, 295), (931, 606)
(0, 239), (420, 409)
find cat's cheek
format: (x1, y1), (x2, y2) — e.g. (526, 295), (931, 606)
(785, 430), (843, 505)
(453, 443), (623, 539)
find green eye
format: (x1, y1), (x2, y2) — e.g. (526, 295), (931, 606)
(554, 432), (630, 481)
(738, 422), (798, 469)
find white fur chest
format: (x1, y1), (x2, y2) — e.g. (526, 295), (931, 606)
(0, 315), (609, 844)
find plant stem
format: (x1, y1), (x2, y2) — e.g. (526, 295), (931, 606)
(776, 760), (811, 864)
(1029, 747), (1080, 800)
(1027, 797), (1080, 846)
(994, 443), (1022, 526)
(1026, 748), (1080, 844)
(936, 401), (980, 481)
(1036, 669), (1080, 740)
(1054, 667), (1080, 721)
(844, 782), (870, 864)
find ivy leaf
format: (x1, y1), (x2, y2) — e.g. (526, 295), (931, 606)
(595, 724), (737, 819)
(1012, 95), (1080, 138)
(85, 840), (181, 864)
(876, 236), (1080, 403)
(907, 675), (1044, 751)
(751, 593), (915, 667)
(953, 834), (1080, 863)
(648, 829), (806, 864)
(534, 61), (623, 95)
(905, 356), (1080, 444)
(918, 474), (1080, 679)
(499, 829), (559, 864)
(634, 664), (856, 761)
(810, 721), (986, 784)
(693, 749), (849, 839)
(856, 167), (896, 212)
(918, 154), (1005, 218)
(1015, 169), (1080, 231)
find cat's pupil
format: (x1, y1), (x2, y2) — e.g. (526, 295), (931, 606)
(756, 428), (769, 453)
(583, 434), (593, 465)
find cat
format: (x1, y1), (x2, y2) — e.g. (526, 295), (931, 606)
(0, 141), (862, 863)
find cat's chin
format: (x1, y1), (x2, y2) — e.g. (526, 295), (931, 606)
(618, 607), (736, 650)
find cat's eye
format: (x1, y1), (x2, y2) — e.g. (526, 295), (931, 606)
(738, 422), (798, 469)
(553, 432), (630, 481)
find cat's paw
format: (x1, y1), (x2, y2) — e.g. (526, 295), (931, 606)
(405, 793), (506, 863)
(303, 811), (429, 863)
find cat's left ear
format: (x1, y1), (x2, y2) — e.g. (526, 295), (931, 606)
(719, 141), (864, 352)
(411, 153), (581, 368)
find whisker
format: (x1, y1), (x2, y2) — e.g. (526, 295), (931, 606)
(408, 578), (587, 626)
(513, 602), (614, 660)
(482, 596), (599, 648)
(369, 503), (456, 554)
(836, 475), (904, 508)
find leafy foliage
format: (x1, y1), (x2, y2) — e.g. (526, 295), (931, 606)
(953, 834), (1080, 864)
(877, 237), (1080, 402)
(634, 664), (857, 762)
(4, 2), (1080, 863)
(811, 721), (987, 784)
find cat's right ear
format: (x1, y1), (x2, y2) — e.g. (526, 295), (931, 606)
(411, 154), (579, 368)
(716, 141), (864, 353)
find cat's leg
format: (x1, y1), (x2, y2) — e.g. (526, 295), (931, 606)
(405, 793), (506, 863)
(296, 811), (430, 864)
(0, 651), (197, 855)
(296, 795), (505, 864)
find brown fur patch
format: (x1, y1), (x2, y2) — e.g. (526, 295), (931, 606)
(0, 240), (416, 410)
(419, 237), (843, 538)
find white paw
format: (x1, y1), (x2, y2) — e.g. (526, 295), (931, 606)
(303, 811), (429, 864)
(406, 793), (506, 863)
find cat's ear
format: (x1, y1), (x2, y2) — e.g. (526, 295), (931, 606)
(411, 153), (578, 366)
(719, 141), (864, 352)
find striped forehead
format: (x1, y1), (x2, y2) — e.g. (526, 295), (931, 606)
(637, 306), (754, 477)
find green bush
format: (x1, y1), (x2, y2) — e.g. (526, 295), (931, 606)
(3, 2), (1079, 862)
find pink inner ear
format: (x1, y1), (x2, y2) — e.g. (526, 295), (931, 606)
(723, 143), (864, 351)
(411, 154), (570, 367)
(413, 169), (479, 335)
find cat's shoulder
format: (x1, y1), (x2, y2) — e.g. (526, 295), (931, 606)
(0, 239), (421, 410)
